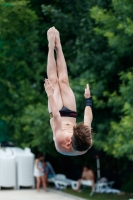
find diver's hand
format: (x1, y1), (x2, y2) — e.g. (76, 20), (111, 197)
(44, 79), (54, 97)
(84, 84), (91, 99)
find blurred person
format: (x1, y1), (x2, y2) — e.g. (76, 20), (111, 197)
(33, 154), (47, 192)
(77, 164), (95, 193)
(42, 161), (49, 188)
(44, 27), (94, 156)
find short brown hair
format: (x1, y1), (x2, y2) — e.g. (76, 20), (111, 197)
(71, 123), (94, 151)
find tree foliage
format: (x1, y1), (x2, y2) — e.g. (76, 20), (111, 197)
(0, 0), (52, 154)
(90, 0), (133, 159)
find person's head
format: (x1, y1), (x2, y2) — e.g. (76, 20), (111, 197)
(83, 166), (88, 171)
(71, 123), (94, 152)
(36, 153), (44, 161)
(83, 164), (90, 171)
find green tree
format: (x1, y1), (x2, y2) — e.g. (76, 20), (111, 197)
(90, 0), (133, 159)
(0, 0), (52, 153)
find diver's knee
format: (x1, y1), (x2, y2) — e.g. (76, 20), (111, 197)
(59, 75), (69, 85)
(49, 76), (58, 85)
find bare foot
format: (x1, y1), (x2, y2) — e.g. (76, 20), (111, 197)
(55, 28), (61, 49)
(47, 27), (56, 48)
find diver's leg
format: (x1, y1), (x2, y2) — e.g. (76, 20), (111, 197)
(47, 27), (63, 112)
(55, 28), (76, 111)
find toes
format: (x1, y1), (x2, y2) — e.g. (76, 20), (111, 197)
(47, 27), (56, 45)
(55, 29), (59, 37)
(47, 27), (52, 32)
(47, 27), (56, 36)
(47, 27), (53, 33)
(47, 30), (54, 39)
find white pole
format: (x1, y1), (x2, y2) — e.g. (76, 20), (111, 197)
(96, 156), (100, 180)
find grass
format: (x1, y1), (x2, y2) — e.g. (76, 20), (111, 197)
(62, 187), (133, 200)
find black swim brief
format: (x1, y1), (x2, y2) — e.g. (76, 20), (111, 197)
(50, 107), (77, 119)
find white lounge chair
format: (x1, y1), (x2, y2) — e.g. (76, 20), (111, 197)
(95, 177), (120, 194)
(47, 162), (73, 189)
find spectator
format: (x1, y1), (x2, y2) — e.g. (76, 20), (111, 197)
(33, 154), (47, 192)
(42, 161), (49, 188)
(77, 164), (95, 193)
